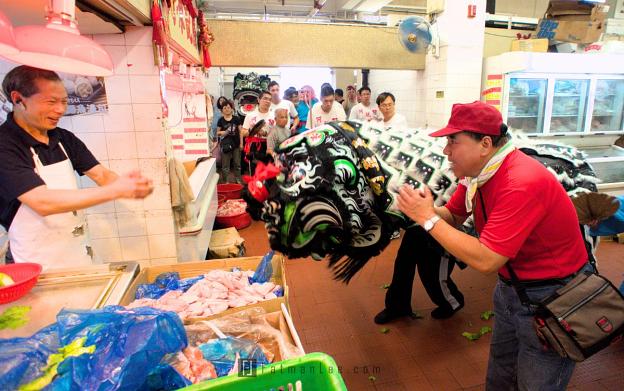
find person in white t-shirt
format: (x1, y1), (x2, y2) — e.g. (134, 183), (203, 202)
(307, 84), (346, 128)
(268, 81), (299, 132)
(240, 91), (274, 148)
(349, 86), (382, 123)
(376, 92), (408, 132)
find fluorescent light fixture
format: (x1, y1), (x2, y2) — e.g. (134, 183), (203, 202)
(342, 0), (393, 13)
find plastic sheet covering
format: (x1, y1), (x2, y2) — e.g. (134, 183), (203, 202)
(185, 308), (303, 366)
(0, 306), (187, 391)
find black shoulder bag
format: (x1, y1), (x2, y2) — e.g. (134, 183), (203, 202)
(477, 189), (624, 362)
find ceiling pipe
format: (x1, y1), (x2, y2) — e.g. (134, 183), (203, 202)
(0, 0), (114, 76)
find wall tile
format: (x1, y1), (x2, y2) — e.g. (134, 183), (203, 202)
(93, 33), (125, 46)
(132, 103), (164, 132)
(148, 234), (177, 258)
(143, 184), (171, 210)
(77, 133), (108, 161)
(103, 45), (129, 75)
(150, 257), (178, 265)
(103, 104), (134, 132)
(80, 175), (97, 189)
(117, 211), (148, 237)
(87, 202), (115, 214)
(87, 213), (119, 239)
(115, 199), (144, 213)
(108, 159), (140, 174)
(129, 76), (161, 104)
(91, 237), (122, 263)
(104, 76), (132, 104)
(136, 131), (165, 158)
(124, 27), (153, 46)
(139, 158), (168, 184)
(145, 210), (175, 236)
(106, 132), (137, 160)
(71, 114), (105, 133)
(58, 116), (73, 130)
(126, 45), (158, 75)
(120, 236), (150, 261)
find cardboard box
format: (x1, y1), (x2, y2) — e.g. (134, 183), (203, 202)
(538, 1), (607, 44)
(537, 18), (605, 43)
(545, 1), (606, 22)
(119, 255), (289, 323)
(511, 38), (549, 52)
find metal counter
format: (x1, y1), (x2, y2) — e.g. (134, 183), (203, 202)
(0, 262), (138, 338)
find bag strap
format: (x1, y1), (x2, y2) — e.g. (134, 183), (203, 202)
(579, 224), (598, 274)
(477, 189), (535, 306)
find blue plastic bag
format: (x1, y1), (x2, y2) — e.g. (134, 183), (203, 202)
(138, 363), (191, 391)
(135, 273), (204, 300)
(198, 337), (269, 377)
(0, 324), (59, 391)
(249, 250), (274, 284)
(0, 306), (188, 391)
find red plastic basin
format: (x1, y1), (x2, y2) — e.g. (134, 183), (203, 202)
(0, 263), (42, 304)
(217, 183), (244, 200)
(215, 212), (252, 230)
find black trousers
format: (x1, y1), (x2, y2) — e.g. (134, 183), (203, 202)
(385, 226), (464, 313)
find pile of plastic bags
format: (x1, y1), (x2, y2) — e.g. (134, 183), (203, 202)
(0, 306), (187, 391)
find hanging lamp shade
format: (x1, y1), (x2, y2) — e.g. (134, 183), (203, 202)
(0, 10), (19, 56)
(3, 25), (113, 76)
(1, 0), (113, 76)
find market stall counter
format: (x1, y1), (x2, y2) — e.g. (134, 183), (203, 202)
(0, 262), (139, 338)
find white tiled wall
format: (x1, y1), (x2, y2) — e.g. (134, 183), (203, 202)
(424, 0), (487, 129)
(0, 27), (177, 266)
(368, 70), (427, 128)
(368, 2), (486, 130)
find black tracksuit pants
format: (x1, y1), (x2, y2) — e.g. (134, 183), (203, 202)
(384, 226), (464, 313)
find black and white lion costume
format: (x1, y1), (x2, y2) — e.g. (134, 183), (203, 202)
(244, 121), (598, 282)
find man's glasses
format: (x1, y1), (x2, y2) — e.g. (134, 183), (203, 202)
(379, 103), (394, 108)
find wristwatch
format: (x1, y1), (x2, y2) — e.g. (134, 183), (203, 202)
(423, 215), (441, 232)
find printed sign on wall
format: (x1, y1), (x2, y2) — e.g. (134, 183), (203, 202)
(59, 73), (108, 116)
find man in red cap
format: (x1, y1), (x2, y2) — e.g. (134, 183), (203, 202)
(397, 101), (592, 390)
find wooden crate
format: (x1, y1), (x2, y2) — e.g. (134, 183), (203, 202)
(120, 255), (288, 322)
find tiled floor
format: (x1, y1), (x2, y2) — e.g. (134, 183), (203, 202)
(238, 221), (624, 390)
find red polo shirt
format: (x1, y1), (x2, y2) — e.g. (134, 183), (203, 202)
(445, 149), (587, 280)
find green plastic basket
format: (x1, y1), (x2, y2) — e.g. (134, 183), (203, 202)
(180, 352), (347, 391)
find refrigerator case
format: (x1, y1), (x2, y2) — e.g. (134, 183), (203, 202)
(483, 52), (624, 136)
(482, 53), (624, 195)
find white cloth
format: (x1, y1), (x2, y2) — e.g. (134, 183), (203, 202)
(307, 101), (346, 128)
(379, 113), (409, 132)
(242, 109), (275, 136)
(8, 143), (92, 270)
(460, 140), (516, 213)
(349, 102), (382, 122)
(270, 100), (298, 128)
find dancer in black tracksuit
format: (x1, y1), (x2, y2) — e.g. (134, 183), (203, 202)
(375, 226), (465, 324)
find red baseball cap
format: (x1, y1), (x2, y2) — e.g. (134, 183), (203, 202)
(429, 101), (503, 137)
